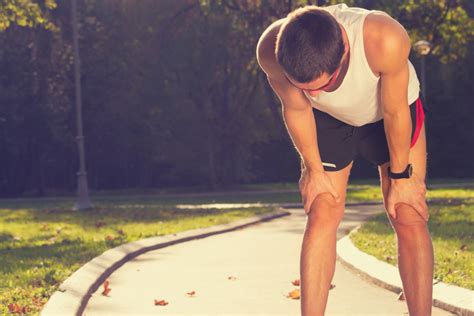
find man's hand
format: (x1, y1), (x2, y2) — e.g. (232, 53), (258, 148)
(299, 168), (341, 215)
(386, 172), (429, 221)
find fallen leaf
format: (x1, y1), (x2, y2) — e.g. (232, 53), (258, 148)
(287, 289), (300, 299)
(102, 279), (111, 296)
(31, 295), (46, 308)
(186, 290), (196, 296)
(8, 303), (21, 313)
(397, 291), (405, 301)
(292, 279), (300, 286)
(154, 299), (168, 306)
(227, 276), (237, 280)
(7, 303), (29, 314)
(330, 283), (336, 290)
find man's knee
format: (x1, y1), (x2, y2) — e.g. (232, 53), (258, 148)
(391, 203), (427, 228)
(307, 192), (345, 230)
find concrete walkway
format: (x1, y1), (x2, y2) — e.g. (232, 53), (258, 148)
(84, 206), (454, 315)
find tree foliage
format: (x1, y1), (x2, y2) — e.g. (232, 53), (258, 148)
(0, 0), (57, 31)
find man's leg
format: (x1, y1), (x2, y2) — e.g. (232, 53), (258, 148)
(300, 161), (352, 316)
(378, 124), (434, 316)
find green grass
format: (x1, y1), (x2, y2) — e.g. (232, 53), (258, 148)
(0, 198), (279, 315)
(350, 196), (474, 290)
(1, 182), (472, 314)
(346, 185), (474, 203)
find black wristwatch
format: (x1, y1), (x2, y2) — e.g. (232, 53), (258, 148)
(388, 163), (413, 179)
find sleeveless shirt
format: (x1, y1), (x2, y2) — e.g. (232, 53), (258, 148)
(303, 3), (420, 127)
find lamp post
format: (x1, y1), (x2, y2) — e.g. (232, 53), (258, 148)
(71, 0), (93, 211)
(413, 40), (432, 104)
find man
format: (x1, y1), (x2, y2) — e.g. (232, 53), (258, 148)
(256, 3), (434, 316)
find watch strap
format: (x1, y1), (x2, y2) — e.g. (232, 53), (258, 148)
(388, 164), (412, 179)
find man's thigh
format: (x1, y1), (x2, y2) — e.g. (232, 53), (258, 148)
(307, 161), (353, 228)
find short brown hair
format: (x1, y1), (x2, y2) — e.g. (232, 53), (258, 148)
(275, 6), (345, 83)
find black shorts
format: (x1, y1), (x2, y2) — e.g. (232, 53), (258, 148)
(313, 93), (428, 172)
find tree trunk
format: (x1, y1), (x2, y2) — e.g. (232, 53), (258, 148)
(206, 125), (218, 190)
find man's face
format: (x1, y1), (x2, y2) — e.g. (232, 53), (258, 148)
(284, 69), (341, 97)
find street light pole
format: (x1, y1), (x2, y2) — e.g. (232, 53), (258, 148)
(420, 55), (426, 101)
(413, 40), (432, 105)
(71, 0), (93, 211)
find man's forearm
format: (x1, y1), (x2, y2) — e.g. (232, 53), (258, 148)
(282, 106), (324, 172)
(383, 107), (412, 173)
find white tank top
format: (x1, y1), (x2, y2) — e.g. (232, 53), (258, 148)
(303, 3), (420, 126)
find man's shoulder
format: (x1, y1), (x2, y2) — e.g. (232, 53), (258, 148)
(364, 10), (406, 41)
(256, 18), (286, 79)
(363, 11), (411, 74)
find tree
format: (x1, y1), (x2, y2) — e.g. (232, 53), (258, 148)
(0, 0), (57, 31)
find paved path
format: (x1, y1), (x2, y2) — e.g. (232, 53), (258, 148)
(84, 206), (454, 315)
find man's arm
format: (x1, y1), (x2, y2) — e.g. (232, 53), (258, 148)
(370, 15), (428, 220)
(375, 17), (412, 173)
(268, 77), (323, 172)
(256, 27), (341, 211)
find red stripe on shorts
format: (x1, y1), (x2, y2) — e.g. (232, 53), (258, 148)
(410, 97), (425, 148)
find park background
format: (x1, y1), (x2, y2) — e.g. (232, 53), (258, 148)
(0, 0), (473, 198)
(0, 1), (473, 315)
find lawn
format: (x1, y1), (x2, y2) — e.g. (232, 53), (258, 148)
(350, 188), (474, 290)
(0, 181), (472, 315)
(0, 197), (280, 315)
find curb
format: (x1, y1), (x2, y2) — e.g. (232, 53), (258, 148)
(337, 225), (474, 316)
(40, 208), (291, 316)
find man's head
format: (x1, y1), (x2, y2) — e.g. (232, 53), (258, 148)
(275, 6), (345, 87)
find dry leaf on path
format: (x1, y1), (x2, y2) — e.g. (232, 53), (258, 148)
(287, 289), (300, 299)
(155, 299), (169, 306)
(292, 279), (300, 286)
(186, 291), (196, 296)
(102, 279), (111, 296)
